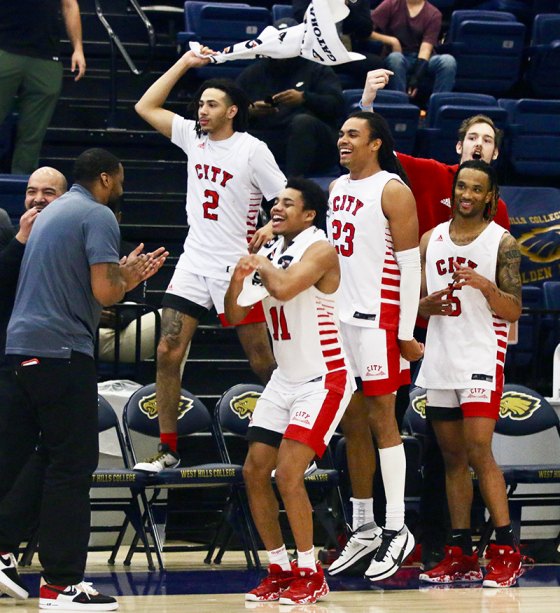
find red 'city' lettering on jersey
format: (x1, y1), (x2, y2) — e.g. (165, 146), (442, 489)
(435, 256), (478, 276)
(331, 194), (364, 216)
(194, 164), (234, 187)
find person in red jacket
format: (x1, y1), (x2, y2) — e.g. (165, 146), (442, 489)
(330, 68), (512, 574)
(359, 69), (510, 238)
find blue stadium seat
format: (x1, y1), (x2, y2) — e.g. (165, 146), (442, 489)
(178, 2), (270, 79)
(526, 13), (560, 98)
(271, 3), (294, 22)
(342, 89), (420, 154)
(498, 98), (560, 177)
(543, 282), (560, 310)
(439, 10), (526, 94)
(415, 93), (507, 164)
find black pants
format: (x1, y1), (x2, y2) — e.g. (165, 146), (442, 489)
(0, 352), (98, 585)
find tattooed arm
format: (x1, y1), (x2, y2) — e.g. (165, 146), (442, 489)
(452, 232), (522, 322)
(91, 244), (168, 307)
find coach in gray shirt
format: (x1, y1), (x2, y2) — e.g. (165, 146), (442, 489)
(0, 148), (167, 609)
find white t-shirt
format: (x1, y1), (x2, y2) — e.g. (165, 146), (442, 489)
(416, 220), (509, 390)
(171, 116), (286, 280)
(327, 170), (404, 331)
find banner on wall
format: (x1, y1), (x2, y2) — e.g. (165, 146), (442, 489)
(501, 186), (560, 286)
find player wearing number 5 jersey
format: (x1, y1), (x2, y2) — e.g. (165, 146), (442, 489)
(417, 160), (524, 589)
(327, 112), (423, 582)
(225, 178), (354, 605)
(134, 48), (286, 473)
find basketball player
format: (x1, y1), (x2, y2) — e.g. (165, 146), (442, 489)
(134, 49), (286, 472)
(359, 68), (512, 569)
(225, 178), (354, 605)
(417, 160), (523, 588)
(327, 112), (424, 581)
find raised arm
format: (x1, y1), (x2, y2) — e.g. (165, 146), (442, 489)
(135, 49), (212, 138)
(452, 232), (522, 322)
(61, 0), (86, 81)
(360, 69), (394, 110)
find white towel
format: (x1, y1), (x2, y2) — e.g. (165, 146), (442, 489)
(190, 0), (365, 66)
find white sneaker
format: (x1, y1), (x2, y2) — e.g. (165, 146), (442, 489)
(133, 443), (180, 473)
(365, 525), (415, 582)
(0, 553), (28, 599)
(328, 523), (383, 576)
(271, 461), (317, 479)
(39, 580), (118, 610)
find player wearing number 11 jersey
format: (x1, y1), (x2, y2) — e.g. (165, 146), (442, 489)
(134, 49), (286, 473)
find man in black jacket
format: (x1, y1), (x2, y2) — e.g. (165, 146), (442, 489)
(236, 19), (345, 176)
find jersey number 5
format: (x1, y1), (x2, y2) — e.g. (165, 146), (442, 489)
(203, 189), (219, 220)
(269, 306), (291, 341)
(331, 219), (355, 256)
(447, 284), (462, 317)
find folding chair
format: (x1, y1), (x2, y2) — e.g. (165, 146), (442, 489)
(477, 384), (560, 550)
(20, 396), (156, 569)
(123, 383), (257, 569)
(211, 383), (348, 566)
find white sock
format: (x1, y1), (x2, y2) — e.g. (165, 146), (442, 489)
(268, 544), (291, 571)
(379, 444), (406, 531)
(350, 497), (377, 536)
(297, 546), (316, 571)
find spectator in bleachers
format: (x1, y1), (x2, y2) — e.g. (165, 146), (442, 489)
(370, 0), (456, 100)
(134, 48), (285, 474)
(236, 18), (345, 177)
(0, 1), (86, 174)
(293, 0), (385, 88)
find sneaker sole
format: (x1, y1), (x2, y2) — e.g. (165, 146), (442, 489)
(365, 532), (416, 582)
(244, 593), (280, 602)
(39, 598), (118, 610)
(278, 582), (329, 605)
(482, 573), (521, 588)
(328, 545), (379, 576)
(419, 570), (483, 583)
(0, 575), (29, 600)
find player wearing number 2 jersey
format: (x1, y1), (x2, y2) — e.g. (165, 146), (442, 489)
(225, 178), (354, 605)
(417, 160), (524, 589)
(134, 48), (286, 473)
(327, 112), (423, 582)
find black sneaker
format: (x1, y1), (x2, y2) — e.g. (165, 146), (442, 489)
(0, 552), (29, 599)
(39, 580), (118, 610)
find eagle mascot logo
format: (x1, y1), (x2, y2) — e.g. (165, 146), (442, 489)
(230, 390), (261, 420)
(139, 392), (193, 419)
(499, 390), (541, 421)
(411, 390), (427, 418)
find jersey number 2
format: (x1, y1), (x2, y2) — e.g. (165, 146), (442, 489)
(203, 189), (219, 221)
(269, 306), (291, 341)
(331, 219), (355, 256)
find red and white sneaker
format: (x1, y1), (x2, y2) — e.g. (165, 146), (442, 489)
(483, 544), (524, 588)
(39, 580), (118, 610)
(419, 546), (483, 584)
(278, 562), (329, 605)
(245, 564), (294, 602)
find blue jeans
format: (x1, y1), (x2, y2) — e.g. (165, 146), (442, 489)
(385, 52), (457, 93)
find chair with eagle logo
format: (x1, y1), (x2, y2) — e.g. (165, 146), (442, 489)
(477, 383), (560, 551)
(210, 382), (348, 568)
(122, 383), (257, 569)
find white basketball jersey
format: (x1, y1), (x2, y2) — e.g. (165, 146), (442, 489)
(260, 227), (348, 383)
(327, 170), (403, 330)
(416, 221), (509, 390)
(172, 116), (286, 280)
